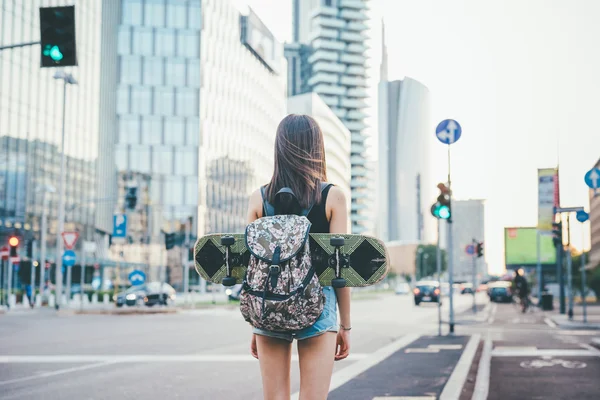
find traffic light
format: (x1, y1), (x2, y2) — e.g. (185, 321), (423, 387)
(430, 183), (451, 220)
(39, 6), (77, 67)
(552, 221), (562, 248)
(125, 187), (137, 209)
(9, 236), (19, 257)
(476, 242), (484, 258)
(165, 232), (176, 250)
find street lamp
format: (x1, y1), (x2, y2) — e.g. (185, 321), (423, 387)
(53, 70), (77, 310)
(35, 184), (55, 306)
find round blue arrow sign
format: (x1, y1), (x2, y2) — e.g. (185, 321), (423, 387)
(584, 168), (600, 189)
(436, 119), (462, 145)
(576, 210), (589, 223)
(62, 250), (76, 267)
(129, 270), (146, 286)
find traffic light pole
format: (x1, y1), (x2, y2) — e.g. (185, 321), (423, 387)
(7, 258), (12, 309)
(436, 219), (442, 336)
(447, 145), (455, 334)
(0, 41), (40, 51)
(472, 239), (477, 314)
(54, 78), (68, 310)
(566, 214), (574, 320)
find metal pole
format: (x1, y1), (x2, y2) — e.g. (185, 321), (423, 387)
(558, 242), (565, 314)
(80, 247), (86, 311)
(40, 192), (48, 306)
(447, 145), (455, 334)
(183, 218), (191, 306)
(55, 79), (67, 310)
(581, 245), (587, 323)
(567, 214), (573, 320)
(30, 241), (36, 307)
(536, 230), (542, 303)
(0, 41), (40, 51)
(7, 259), (13, 309)
(0, 260), (4, 306)
(472, 239), (476, 313)
(436, 219), (442, 336)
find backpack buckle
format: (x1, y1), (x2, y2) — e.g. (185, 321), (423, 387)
(269, 265), (281, 274)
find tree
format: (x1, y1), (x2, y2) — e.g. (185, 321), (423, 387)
(416, 245), (447, 280)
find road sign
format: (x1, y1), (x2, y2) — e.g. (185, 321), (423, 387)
(62, 250), (76, 267)
(10, 256), (20, 264)
(584, 168), (600, 189)
(62, 231), (79, 250)
(0, 246), (8, 260)
(576, 210), (589, 223)
(435, 119), (462, 145)
(113, 214), (127, 238)
(465, 244), (475, 255)
(129, 270), (146, 286)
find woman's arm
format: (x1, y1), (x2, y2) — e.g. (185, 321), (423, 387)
(327, 186), (351, 329)
(247, 188), (263, 223)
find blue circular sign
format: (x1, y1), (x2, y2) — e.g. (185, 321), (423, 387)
(128, 270), (146, 286)
(584, 168), (600, 189)
(62, 250), (76, 267)
(435, 119), (462, 145)
(576, 210), (589, 223)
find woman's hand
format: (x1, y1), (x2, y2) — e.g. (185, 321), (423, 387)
(250, 334), (258, 359)
(335, 329), (351, 361)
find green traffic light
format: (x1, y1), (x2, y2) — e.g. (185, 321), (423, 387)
(43, 45), (64, 61)
(438, 205), (450, 219)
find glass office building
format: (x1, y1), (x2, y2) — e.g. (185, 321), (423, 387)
(0, 1), (102, 268)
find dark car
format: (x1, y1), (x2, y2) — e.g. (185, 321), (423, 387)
(114, 282), (176, 307)
(414, 281), (441, 306)
(488, 281), (512, 303)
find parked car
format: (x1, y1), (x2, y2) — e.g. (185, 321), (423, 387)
(414, 281), (441, 305)
(460, 283), (474, 294)
(395, 283), (411, 295)
(114, 282), (176, 307)
(488, 281), (513, 303)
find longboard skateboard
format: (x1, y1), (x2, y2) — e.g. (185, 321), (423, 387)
(194, 233), (389, 288)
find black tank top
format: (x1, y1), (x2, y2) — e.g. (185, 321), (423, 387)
(261, 184), (333, 234)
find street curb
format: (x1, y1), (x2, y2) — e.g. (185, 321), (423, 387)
(57, 308), (178, 316)
(440, 333), (481, 400)
(550, 316), (600, 330)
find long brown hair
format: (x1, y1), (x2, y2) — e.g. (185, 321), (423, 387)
(266, 114), (328, 209)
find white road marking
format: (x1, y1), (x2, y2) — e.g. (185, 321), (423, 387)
(494, 346), (537, 352)
(471, 334), (492, 400)
(544, 317), (558, 328)
(555, 330), (599, 336)
(372, 397), (436, 400)
(439, 334), (481, 400)
(488, 303), (497, 324)
(0, 362), (115, 386)
(579, 343), (600, 355)
(0, 353), (369, 364)
(405, 348), (440, 353)
(492, 349), (600, 357)
(428, 344), (463, 350)
(290, 334), (421, 400)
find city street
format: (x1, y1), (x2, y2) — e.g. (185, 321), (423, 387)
(0, 292), (481, 399)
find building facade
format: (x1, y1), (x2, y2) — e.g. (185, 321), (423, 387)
(588, 157), (600, 269)
(450, 199), (486, 281)
(287, 92), (351, 204)
(98, 0), (286, 287)
(0, 1), (103, 268)
(287, 0), (370, 234)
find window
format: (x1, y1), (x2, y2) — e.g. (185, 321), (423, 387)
(186, 118), (200, 145)
(143, 57), (164, 85)
(155, 29), (176, 56)
(176, 89), (198, 117)
(122, 0), (142, 25)
(131, 86), (152, 114)
(187, 59), (200, 87)
(185, 179), (198, 205)
(324, 0), (333, 6)
(142, 116), (163, 145)
(174, 148), (197, 175)
(164, 177), (184, 206)
(116, 86), (130, 115)
(155, 87), (174, 116)
(120, 56), (141, 84)
(115, 146), (128, 172)
(165, 59), (186, 86)
(130, 146), (151, 173)
(177, 31), (199, 58)
(164, 118), (185, 145)
(118, 116), (140, 144)
(117, 26), (131, 55)
(133, 27), (154, 56)
(167, 1), (187, 29)
(189, 3), (201, 29)
(153, 146), (173, 174)
(144, 0), (165, 27)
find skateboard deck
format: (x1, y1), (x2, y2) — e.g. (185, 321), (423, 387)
(194, 233), (389, 287)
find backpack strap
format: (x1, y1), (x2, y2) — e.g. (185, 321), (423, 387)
(301, 182), (332, 216)
(261, 186), (276, 217)
(262, 182), (332, 217)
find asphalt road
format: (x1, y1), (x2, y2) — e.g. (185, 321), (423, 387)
(0, 292), (481, 399)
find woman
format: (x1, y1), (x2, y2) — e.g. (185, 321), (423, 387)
(246, 114), (351, 400)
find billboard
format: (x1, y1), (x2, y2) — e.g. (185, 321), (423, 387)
(537, 168), (559, 231)
(240, 8), (282, 75)
(504, 227), (556, 268)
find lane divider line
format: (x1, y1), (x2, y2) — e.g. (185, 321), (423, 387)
(439, 334), (481, 400)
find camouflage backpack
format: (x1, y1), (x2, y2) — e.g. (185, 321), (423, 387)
(239, 185), (329, 332)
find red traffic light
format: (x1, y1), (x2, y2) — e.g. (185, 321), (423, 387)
(8, 236), (19, 247)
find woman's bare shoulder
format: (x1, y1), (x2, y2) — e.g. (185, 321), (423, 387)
(327, 185), (347, 205)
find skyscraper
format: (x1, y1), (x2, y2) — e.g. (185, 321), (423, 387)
(451, 199), (486, 281)
(378, 21), (435, 244)
(287, 0), (370, 234)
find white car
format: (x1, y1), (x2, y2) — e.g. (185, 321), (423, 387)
(395, 283), (411, 295)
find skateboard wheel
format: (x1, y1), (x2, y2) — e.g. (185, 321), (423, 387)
(330, 237), (345, 247)
(222, 277), (237, 287)
(331, 278), (346, 288)
(221, 236), (235, 246)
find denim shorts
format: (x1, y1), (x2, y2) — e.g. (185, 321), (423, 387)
(253, 286), (338, 342)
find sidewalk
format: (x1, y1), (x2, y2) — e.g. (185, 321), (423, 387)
(549, 302), (600, 330)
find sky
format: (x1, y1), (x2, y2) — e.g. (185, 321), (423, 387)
(242, 0), (600, 274)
